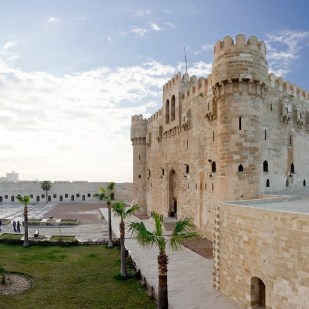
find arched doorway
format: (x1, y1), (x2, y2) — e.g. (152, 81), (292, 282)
(0, 196), (2, 203)
(82, 195), (85, 201)
(11, 196), (15, 202)
(251, 277), (266, 307)
(48, 196), (51, 202)
(60, 195), (63, 202)
(71, 195), (74, 201)
(36, 196), (40, 202)
(168, 169), (177, 218)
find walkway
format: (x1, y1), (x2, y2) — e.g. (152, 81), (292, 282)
(100, 208), (240, 309)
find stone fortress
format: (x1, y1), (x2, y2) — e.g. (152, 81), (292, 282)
(131, 35), (309, 308)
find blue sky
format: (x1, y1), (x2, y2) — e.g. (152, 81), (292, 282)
(0, 0), (308, 182)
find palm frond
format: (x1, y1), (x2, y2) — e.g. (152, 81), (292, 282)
(99, 187), (106, 194)
(17, 195), (30, 206)
(125, 204), (140, 216)
(170, 217), (198, 250)
(152, 212), (163, 237)
(128, 221), (156, 247)
(107, 182), (115, 191)
(112, 201), (125, 218)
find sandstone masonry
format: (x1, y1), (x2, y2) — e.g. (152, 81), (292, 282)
(131, 34), (309, 308)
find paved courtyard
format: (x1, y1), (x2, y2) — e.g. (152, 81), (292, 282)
(0, 201), (240, 309)
(0, 202), (110, 242)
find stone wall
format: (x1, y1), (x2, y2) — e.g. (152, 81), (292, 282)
(0, 182), (133, 204)
(214, 203), (309, 308)
(131, 34), (309, 236)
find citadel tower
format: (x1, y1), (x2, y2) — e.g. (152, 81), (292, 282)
(212, 35), (268, 200)
(130, 115), (147, 213)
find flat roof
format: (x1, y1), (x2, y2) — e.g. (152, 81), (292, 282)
(226, 190), (309, 215)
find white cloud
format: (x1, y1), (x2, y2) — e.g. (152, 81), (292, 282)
(134, 9), (151, 17)
(3, 41), (17, 50)
(150, 23), (162, 31)
(0, 42), (20, 64)
(165, 22), (175, 29)
(177, 61), (212, 76)
(0, 58), (191, 182)
(265, 30), (309, 77)
(47, 16), (59, 23)
(131, 27), (148, 37)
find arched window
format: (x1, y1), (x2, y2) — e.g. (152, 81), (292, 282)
(212, 161), (216, 173)
(286, 179), (289, 187)
(263, 160), (268, 172)
(303, 179), (306, 187)
(161, 168), (164, 176)
(239, 117), (242, 130)
(148, 169), (151, 178)
(238, 164), (244, 172)
(185, 164), (189, 174)
(171, 95), (176, 121)
(165, 99), (170, 123)
(264, 129), (267, 140)
(290, 163), (295, 174)
(266, 179), (270, 187)
(213, 131), (215, 142)
(138, 175), (141, 179)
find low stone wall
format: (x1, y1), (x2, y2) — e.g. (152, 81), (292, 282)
(0, 182), (133, 205)
(215, 203), (309, 309)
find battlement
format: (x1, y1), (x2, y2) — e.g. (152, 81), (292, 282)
(131, 114), (146, 122)
(131, 114), (147, 141)
(212, 34), (268, 85)
(163, 72), (204, 93)
(214, 34), (266, 57)
(268, 73), (309, 101)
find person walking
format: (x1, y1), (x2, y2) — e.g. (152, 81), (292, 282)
(16, 221), (21, 233)
(13, 220), (16, 232)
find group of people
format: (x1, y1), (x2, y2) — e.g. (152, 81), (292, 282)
(12, 220), (21, 233)
(0, 219), (22, 233)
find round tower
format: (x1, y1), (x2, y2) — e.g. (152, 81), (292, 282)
(212, 35), (268, 200)
(131, 114), (148, 213)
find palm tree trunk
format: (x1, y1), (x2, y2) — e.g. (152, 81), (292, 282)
(157, 251), (168, 309)
(107, 202), (113, 248)
(23, 205), (29, 247)
(45, 190), (48, 203)
(120, 220), (127, 277)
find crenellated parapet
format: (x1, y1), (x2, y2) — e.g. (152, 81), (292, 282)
(131, 114), (148, 145)
(212, 34), (268, 86)
(268, 73), (309, 102)
(163, 72), (183, 92)
(214, 34), (266, 57)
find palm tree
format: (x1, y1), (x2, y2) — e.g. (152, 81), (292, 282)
(128, 212), (198, 309)
(41, 180), (52, 203)
(112, 202), (139, 277)
(17, 195), (31, 247)
(94, 182), (115, 248)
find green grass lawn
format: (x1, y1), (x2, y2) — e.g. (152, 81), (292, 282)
(0, 233), (23, 240)
(0, 244), (155, 309)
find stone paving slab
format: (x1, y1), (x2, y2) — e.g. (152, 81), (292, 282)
(100, 208), (240, 309)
